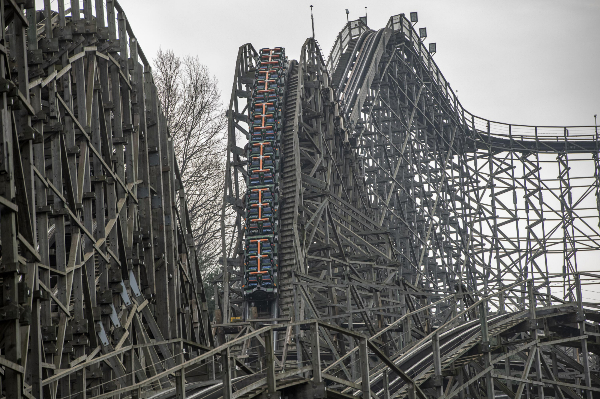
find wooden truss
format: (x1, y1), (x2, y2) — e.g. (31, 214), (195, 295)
(0, 1), (212, 398)
(218, 12), (600, 399)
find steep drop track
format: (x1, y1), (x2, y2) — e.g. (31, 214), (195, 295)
(218, 11), (600, 399)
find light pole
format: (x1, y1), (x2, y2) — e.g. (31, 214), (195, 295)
(310, 5), (315, 39)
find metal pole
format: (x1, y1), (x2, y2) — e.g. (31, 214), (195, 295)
(310, 5), (315, 39)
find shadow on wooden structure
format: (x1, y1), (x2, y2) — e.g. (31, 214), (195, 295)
(0, 0), (213, 397)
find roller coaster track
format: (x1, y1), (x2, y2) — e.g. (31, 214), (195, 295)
(216, 12), (600, 399)
(1, 2), (599, 398)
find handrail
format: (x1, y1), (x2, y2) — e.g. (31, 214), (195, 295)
(398, 278), (531, 363)
(384, 13), (598, 141)
(323, 280), (534, 397)
(321, 295), (454, 374)
(326, 19), (370, 76)
(89, 324), (273, 399)
(86, 293), (580, 399)
(330, 12), (598, 143)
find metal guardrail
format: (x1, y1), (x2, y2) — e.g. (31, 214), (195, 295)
(386, 13), (599, 142)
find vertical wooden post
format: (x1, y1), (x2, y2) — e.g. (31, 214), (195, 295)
(52, 4), (70, 397)
(528, 281), (544, 399)
(359, 337), (370, 399)
(406, 383), (416, 399)
(293, 282), (303, 370)
(132, 346), (142, 398)
(432, 331), (443, 398)
(348, 283), (357, 380)
(504, 344), (512, 392)
(382, 370), (390, 399)
(406, 310), (412, 347)
(144, 69), (170, 339)
(221, 348), (232, 399)
(71, 3), (90, 395)
(0, 6), (22, 396)
(175, 342), (186, 398)
(265, 329), (277, 394)
(159, 112), (178, 341)
(311, 322), (322, 383)
(575, 275), (593, 399)
(25, 5), (43, 398)
(128, 347), (136, 398)
(458, 365), (466, 399)
(479, 301), (495, 399)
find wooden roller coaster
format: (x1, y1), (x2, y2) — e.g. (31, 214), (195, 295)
(0, 2), (599, 398)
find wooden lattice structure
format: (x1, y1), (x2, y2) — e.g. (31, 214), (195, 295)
(217, 13), (600, 399)
(2, 2), (600, 398)
(0, 1), (212, 398)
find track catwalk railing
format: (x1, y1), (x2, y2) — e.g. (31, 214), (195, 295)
(115, 277), (600, 398)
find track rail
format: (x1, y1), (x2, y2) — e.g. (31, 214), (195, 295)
(218, 11), (600, 399)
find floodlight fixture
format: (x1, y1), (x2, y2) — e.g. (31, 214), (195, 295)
(419, 27), (427, 39)
(410, 12), (418, 24)
(429, 43), (436, 54)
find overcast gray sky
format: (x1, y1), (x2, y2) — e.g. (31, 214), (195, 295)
(109, 0), (600, 127)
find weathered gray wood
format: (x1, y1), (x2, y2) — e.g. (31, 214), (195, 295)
(51, 5), (70, 396)
(1, 6), (599, 399)
(359, 337), (370, 399)
(144, 70), (170, 339)
(222, 348), (232, 399)
(26, 6), (45, 397)
(159, 109), (177, 340)
(0, 0), (215, 397)
(265, 329), (276, 393)
(1, 6), (24, 399)
(432, 331), (443, 398)
(311, 322), (322, 384)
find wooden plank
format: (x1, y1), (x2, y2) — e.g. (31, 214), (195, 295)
(38, 281), (70, 317)
(0, 355), (25, 374)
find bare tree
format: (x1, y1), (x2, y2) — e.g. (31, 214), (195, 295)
(153, 49), (226, 275)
